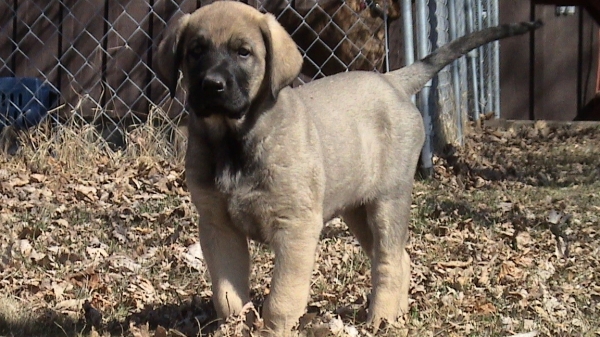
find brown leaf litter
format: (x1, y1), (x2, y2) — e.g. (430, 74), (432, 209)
(0, 121), (598, 337)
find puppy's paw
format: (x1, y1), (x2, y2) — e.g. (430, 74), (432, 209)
(367, 300), (409, 334)
(368, 313), (408, 335)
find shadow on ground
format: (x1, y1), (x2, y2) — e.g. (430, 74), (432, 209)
(0, 296), (219, 337)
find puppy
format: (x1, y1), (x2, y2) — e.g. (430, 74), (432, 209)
(156, 2), (541, 335)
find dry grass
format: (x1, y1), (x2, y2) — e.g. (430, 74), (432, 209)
(0, 118), (598, 337)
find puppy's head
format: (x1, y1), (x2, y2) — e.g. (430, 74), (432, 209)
(156, 1), (303, 120)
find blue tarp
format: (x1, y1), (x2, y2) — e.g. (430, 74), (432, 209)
(0, 77), (60, 132)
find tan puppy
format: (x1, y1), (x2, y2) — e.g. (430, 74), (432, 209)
(156, 2), (541, 335)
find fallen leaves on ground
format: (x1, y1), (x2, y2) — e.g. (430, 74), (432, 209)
(0, 122), (598, 337)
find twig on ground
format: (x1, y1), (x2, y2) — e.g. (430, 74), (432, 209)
(507, 331), (538, 337)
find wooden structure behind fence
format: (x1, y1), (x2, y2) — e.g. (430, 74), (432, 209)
(1, 0), (410, 122)
(500, 0), (599, 121)
(0, 0), (205, 121)
(3, 0), (597, 123)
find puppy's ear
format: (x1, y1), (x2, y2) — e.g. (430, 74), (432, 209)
(156, 14), (191, 98)
(261, 13), (303, 99)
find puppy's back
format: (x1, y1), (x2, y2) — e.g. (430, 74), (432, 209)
(287, 72), (425, 218)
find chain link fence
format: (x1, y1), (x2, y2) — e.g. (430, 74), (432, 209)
(0, 0), (500, 165)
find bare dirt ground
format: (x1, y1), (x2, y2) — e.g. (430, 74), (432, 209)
(0, 121), (599, 337)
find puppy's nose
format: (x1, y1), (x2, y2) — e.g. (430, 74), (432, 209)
(202, 74), (226, 93)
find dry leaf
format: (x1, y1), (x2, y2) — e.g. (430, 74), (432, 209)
(30, 173), (46, 183)
(437, 257), (473, 268)
(89, 327), (101, 337)
(55, 298), (87, 312)
(154, 326), (168, 337)
(476, 302), (497, 315)
(74, 185), (98, 201)
(17, 239), (33, 257)
(53, 219), (69, 227)
(130, 322), (151, 337)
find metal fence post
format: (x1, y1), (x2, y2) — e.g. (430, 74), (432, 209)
(476, 0), (486, 114)
(492, 0), (500, 117)
(448, 0), (463, 145)
(485, 0), (493, 116)
(384, 11), (390, 73)
(456, 0), (468, 130)
(466, 0), (480, 122)
(416, 0), (434, 177)
(402, 0), (416, 104)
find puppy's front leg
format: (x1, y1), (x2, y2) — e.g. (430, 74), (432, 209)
(261, 216), (322, 336)
(198, 222), (250, 320)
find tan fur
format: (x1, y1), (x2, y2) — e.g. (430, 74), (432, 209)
(261, 14), (304, 96)
(156, 13), (191, 96)
(156, 2), (541, 335)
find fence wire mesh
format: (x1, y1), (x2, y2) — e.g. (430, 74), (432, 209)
(0, 0), (500, 158)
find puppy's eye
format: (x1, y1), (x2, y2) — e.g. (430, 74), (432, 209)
(238, 47), (251, 58)
(189, 45), (204, 57)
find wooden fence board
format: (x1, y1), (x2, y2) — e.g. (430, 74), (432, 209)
(500, 0), (533, 120)
(59, 0), (106, 118)
(14, 0), (60, 85)
(0, 0), (15, 77)
(105, 0), (151, 118)
(581, 9), (599, 104)
(150, 0), (198, 119)
(387, 18), (405, 71)
(13, 0), (591, 123)
(534, 5), (580, 121)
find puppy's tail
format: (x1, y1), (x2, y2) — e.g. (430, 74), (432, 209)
(393, 20), (543, 96)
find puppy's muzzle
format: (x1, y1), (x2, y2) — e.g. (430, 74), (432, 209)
(202, 73), (226, 94)
(189, 67), (250, 120)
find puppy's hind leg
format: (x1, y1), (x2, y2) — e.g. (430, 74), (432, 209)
(341, 206), (373, 258)
(365, 190), (412, 329)
(198, 222), (250, 321)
